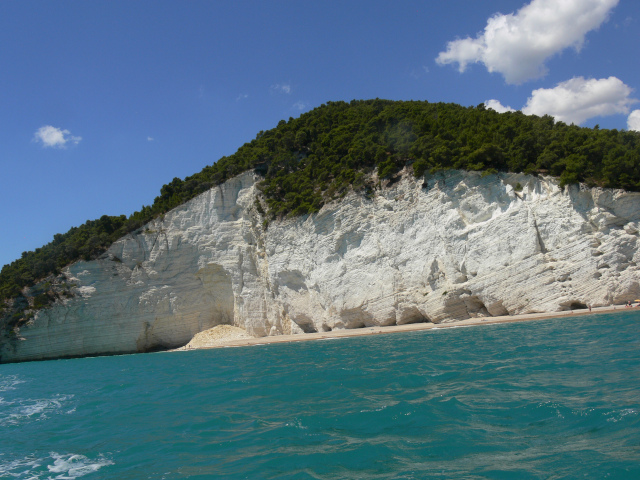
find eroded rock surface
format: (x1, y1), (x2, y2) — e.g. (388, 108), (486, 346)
(181, 324), (253, 349)
(3, 170), (640, 362)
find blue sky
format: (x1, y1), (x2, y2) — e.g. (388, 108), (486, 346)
(1, 0), (639, 268)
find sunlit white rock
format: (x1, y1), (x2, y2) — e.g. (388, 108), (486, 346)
(3, 169), (640, 362)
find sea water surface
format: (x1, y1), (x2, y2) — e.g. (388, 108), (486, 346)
(1, 311), (640, 479)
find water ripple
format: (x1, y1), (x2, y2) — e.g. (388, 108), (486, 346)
(1, 312), (639, 478)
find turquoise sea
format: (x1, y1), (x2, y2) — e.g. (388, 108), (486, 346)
(1, 312), (640, 479)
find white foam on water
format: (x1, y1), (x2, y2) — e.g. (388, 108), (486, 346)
(0, 394), (75, 427)
(0, 374), (26, 392)
(0, 453), (113, 479)
(0, 455), (42, 477)
(47, 453), (114, 479)
(0, 396), (15, 406)
(606, 408), (638, 423)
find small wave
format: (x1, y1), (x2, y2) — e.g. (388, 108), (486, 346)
(0, 452), (113, 479)
(606, 408), (638, 423)
(0, 394), (74, 427)
(432, 324), (474, 330)
(48, 453), (114, 478)
(0, 375), (26, 392)
(285, 418), (308, 430)
(359, 403), (395, 413)
(0, 455), (42, 477)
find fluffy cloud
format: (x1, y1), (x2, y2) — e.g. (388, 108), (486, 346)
(485, 99), (516, 113)
(33, 125), (82, 148)
(271, 84), (291, 94)
(522, 76), (636, 124)
(436, 0), (618, 84)
(628, 110), (640, 131)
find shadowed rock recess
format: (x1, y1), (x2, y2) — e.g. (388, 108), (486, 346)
(2, 169), (640, 362)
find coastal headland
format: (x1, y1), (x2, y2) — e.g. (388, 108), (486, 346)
(4, 168), (640, 364)
(4, 100), (640, 363)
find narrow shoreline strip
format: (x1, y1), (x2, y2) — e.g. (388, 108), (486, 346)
(175, 305), (635, 352)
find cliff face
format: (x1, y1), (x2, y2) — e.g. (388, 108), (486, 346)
(3, 170), (640, 362)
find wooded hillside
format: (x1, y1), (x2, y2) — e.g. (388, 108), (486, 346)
(2, 99), (640, 317)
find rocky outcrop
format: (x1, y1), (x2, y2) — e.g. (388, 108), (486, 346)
(181, 325), (253, 350)
(3, 169), (640, 362)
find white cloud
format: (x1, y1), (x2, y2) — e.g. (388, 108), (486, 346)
(293, 101), (308, 111)
(628, 110), (640, 131)
(485, 99), (516, 113)
(33, 125), (82, 148)
(271, 83), (291, 94)
(620, 16), (633, 28)
(147, 136), (154, 142)
(236, 93), (249, 101)
(409, 66), (430, 79)
(436, 0), (618, 84)
(522, 76), (636, 124)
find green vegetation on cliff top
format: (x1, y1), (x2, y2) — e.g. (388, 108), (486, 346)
(2, 99), (640, 317)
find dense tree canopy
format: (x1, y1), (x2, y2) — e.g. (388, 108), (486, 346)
(2, 99), (640, 321)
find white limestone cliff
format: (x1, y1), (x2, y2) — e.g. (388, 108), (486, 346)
(3, 169), (640, 362)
